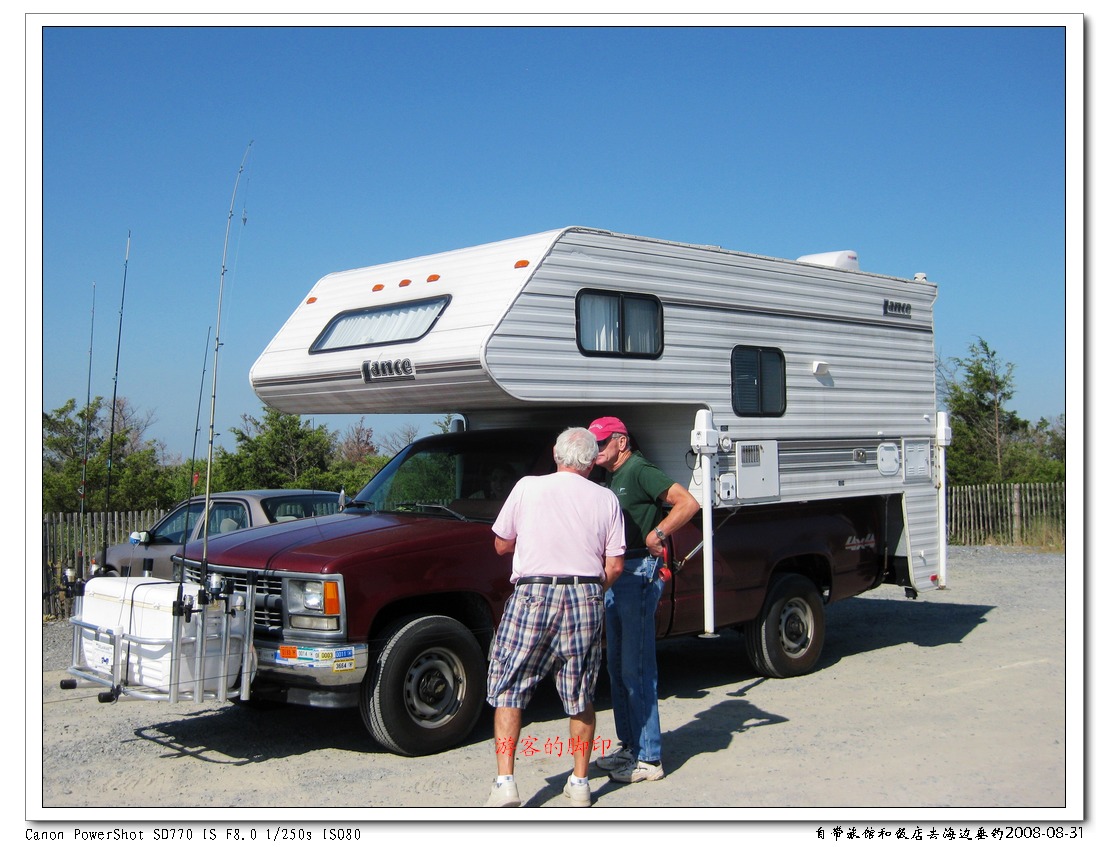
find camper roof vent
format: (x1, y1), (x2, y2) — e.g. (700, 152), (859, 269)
(796, 250), (859, 271)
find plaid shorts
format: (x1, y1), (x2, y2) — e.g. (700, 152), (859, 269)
(486, 582), (605, 716)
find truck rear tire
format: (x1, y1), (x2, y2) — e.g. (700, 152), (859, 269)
(744, 573), (825, 678)
(360, 614), (486, 756)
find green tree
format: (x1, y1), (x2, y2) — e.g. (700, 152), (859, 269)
(111, 444), (178, 506)
(162, 458), (211, 504)
(294, 455), (392, 497)
(940, 338), (1063, 484)
(1033, 414), (1066, 464)
(1003, 415), (1066, 483)
(213, 406), (338, 490)
(42, 396), (171, 512)
(43, 396), (437, 514)
(42, 398), (99, 512)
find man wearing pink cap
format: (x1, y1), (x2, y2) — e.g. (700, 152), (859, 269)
(587, 416), (699, 784)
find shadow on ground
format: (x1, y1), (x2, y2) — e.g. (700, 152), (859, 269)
(129, 594), (992, 768)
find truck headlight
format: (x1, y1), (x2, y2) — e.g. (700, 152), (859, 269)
(287, 579), (341, 631)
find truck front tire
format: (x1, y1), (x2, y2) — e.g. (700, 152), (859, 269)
(745, 573), (825, 678)
(360, 614), (486, 756)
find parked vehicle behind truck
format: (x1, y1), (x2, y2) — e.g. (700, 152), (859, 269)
(98, 489), (342, 580)
(67, 226), (950, 757)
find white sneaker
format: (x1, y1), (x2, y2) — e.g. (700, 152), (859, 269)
(484, 779), (521, 807)
(595, 745), (635, 771)
(609, 760), (665, 783)
(563, 777), (592, 807)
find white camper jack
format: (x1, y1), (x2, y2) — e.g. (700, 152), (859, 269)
(60, 573), (256, 706)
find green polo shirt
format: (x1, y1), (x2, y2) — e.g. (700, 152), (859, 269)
(605, 451), (675, 550)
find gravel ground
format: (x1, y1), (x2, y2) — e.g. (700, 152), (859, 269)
(30, 545), (1079, 827)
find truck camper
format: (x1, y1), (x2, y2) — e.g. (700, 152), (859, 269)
(64, 227), (949, 757)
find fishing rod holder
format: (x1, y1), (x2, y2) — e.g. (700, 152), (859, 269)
(59, 568), (85, 600)
(59, 575), (256, 706)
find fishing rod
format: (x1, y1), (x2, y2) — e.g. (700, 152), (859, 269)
(99, 232), (131, 570)
(168, 325), (213, 584)
(188, 326), (212, 501)
(78, 282), (95, 581)
(201, 141), (253, 579)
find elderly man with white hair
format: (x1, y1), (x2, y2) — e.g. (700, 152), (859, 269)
(483, 427), (625, 809)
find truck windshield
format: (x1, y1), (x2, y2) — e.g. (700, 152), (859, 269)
(350, 431), (554, 518)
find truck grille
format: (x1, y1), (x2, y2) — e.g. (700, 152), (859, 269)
(184, 565), (284, 631)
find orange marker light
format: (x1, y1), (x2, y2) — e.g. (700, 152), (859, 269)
(399, 279), (412, 287)
(324, 582), (341, 615)
(372, 283), (384, 291)
(306, 297), (317, 304)
(515, 259), (530, 268)
(427, 274), (440, 282)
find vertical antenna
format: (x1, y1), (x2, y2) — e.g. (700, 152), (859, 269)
(189, 326), (212, 500)
(100, 232), (131, 568)
(173, 325), (212, 583)
(201, 141), (253, 574)
(78, 282), (95, 580)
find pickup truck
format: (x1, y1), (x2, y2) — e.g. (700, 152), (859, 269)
(178, 427), (888, 756)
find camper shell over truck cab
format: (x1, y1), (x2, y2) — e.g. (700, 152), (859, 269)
(182, 226), (947, 755)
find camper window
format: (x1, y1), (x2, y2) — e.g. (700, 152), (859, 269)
(731, 346), (786, 416)
(576, 290), (662, 358)
(310, 296), (450, 353)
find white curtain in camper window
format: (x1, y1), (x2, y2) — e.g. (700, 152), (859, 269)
(579, 294), (620, 352)
(579, 292), (659, 354)
(315, 298), (447, 351)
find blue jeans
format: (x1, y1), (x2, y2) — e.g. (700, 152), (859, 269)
(605, 555), (664, 763)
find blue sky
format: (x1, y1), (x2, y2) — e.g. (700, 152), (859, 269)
(31, 21), (1078, 461)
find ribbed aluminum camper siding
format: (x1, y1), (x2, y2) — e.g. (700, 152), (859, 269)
(485, 229), (936, 439)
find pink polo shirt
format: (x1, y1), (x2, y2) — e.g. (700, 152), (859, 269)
(492, 471), (625, 582)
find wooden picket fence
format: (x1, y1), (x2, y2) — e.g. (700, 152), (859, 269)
(946, 482), (1065, 549)
(40, 508), (167, 619)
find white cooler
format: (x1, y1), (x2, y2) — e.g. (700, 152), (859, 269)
(78, 576), (245, 694)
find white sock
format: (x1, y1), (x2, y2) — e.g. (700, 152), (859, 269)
(495, 775), (515, 785)
(568, 775), (589, 786)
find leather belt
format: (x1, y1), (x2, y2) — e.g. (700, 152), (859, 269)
(515, 575), (603, 586)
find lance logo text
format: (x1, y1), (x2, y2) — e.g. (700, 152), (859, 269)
(362, 358), (416, 383)
(883, 299), (913, 318)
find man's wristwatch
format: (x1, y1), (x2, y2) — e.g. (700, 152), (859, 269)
(654, 527), (667, 542)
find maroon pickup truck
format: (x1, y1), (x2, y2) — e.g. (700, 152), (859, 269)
(179, 427), (889, 756)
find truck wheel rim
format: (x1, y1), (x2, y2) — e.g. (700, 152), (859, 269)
(403, 648), (464, 728)
(778, 599), (813, 657)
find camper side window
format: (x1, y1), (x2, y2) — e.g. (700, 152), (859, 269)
(731, 346), (786, 416)
(310, 296), (451, 353)
(576, 290), (662, 358)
